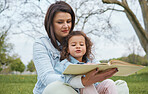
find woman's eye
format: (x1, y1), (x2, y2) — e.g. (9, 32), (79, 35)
(67, 20), (71, 23)
(57, 22), (63, 24)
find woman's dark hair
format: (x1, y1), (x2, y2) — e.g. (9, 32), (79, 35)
(60, 31), (93, 62)
(44, 1), (75, 51)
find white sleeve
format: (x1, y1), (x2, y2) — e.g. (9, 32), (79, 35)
(69, 75), (85, 88)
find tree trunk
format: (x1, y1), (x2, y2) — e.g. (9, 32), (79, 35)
(102, 0), (148, 60)
(139, 0), (148, 59)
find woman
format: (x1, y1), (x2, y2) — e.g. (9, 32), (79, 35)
(33, 1), (127, 94)
(33, 1), (76, 94)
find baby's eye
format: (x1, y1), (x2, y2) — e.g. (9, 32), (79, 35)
(71, 44), (76, 46)
(71, 45), (75, 46)
(80, 43), (84, 46)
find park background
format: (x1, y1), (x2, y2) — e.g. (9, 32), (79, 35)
(0, 0), (148, 94)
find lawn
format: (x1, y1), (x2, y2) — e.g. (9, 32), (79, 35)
(111, 67), (148, 94)
(0, 67), (148, 94)
(0, 75), (37, 94)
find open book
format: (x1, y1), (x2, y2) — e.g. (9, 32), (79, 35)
(63, 60), (145, 76)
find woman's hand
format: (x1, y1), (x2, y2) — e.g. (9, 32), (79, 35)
(81, 68), (118, 86)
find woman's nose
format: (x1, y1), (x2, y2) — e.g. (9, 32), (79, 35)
(63, 23), (68, 28)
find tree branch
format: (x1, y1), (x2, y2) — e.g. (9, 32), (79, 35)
(0, 0), (9, 14)
(102, 0), (123, 7)
(102, 0), (148, 59)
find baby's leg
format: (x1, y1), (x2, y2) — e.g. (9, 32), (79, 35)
(96, 79), (118, 94)
(115, 80), (129, 94)
(80, 84), (98, 94)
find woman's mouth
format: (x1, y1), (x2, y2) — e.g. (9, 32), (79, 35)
(62, 30), (68, 33)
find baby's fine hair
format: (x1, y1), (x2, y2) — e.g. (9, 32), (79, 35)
(60, 31), (93, 62)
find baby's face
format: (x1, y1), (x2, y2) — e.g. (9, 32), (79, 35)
(68, 35), (86, 62)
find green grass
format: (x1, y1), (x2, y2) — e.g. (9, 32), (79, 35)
(0, 75), (37, 94)
(0, 67), (148, 94)
(111, 67), (148, 94)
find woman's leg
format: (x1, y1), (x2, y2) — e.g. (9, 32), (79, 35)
(96, 79), (118, 94)
(115, 80), (129, 94)
(80, 84), (98, 94)
(42, 81), (78, 94)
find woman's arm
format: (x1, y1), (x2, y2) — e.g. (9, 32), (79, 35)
(33, 39), (64, 86)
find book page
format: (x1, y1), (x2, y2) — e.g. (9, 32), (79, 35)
(109, 60), (143, 66)
(111, 65), (145, 76)
(63, 63), (145, 76)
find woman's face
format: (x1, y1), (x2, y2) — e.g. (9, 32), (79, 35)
(68, 35), (86, 62)
(53, 12), (72, 41)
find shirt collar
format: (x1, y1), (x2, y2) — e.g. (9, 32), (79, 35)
(69, 55), (90, 64)
(56, 40), (63, 50)
(69, 55), (80, 64)
(57, 40), (60, 46)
